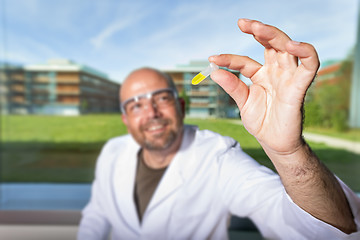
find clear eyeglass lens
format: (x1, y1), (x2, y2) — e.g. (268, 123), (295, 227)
(124, 89), (175, 115)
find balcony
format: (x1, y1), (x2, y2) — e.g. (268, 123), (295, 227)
(11, 96), (26, 103)
(9, 74), (25, 82)
(190, 102), (216, 108)
(57, 97), (80, 104)
(32, 76), (51, 83)
(31, 89), (50, 95)
(57, 79), (80, 84)
(191, 102), (210, 108)
(57, 90), (80, 96)
(9, 77), (25, 83)
(190, 91), (216, 96)
(10, 86), (25, 93)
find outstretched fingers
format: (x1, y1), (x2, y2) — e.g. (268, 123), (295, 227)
(209, 54), (262, 79)
(286, 41), (320, 92)
(238, 19), (292, 52)
(209, 54), (261, 110)
(210, 69), (249, 110)
(208, 19), (320, 114)
(286, 41), (319, 73)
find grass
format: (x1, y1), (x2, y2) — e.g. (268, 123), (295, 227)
(1, 115), (359, 192)
(1, 114), (127, 143)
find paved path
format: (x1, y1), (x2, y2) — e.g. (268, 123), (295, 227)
(229, 120), (360, 154)
(303, 132), (360, 154)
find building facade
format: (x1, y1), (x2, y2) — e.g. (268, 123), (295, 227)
(0, 59), (120, 115)
(350, 2), (360, 128)
(164, 61), (240, 118)
(0, 64), (25, 115)
(315, 61), (342, 86)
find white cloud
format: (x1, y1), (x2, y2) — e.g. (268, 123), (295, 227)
(3, 31), (61, 64)
(89, 1), (156, 49)
(90, 18), (136, 49)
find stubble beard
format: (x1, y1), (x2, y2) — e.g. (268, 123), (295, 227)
(143, 129), (177, 151)
(140, 118), (181, 151)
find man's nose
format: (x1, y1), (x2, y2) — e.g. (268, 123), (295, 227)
(145, 100), (160, 117)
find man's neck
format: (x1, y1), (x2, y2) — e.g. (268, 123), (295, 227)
(142, 130), (184, 169)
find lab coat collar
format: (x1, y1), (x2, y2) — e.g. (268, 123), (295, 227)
(113, 125), (197, 232)
(113, 135), (141, 232)
(145, 125), (197, 215)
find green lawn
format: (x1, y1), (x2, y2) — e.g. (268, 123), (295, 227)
(1, 114), (127, 143)
(1, 115), (359, 192)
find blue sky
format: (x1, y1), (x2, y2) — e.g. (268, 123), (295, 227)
(1, 0), (359, 83)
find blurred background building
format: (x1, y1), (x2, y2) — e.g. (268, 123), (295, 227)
(164, 61), (240, 118)
(1, 59), (243, 118)
(0, 59), (120, 115)
(350, 2), (360, 128)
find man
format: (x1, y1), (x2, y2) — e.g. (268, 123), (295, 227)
(78, 19), (360, 239)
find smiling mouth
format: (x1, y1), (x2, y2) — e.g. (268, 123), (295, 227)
(142, 118), (170, 133)
(148, 124), (165, 131)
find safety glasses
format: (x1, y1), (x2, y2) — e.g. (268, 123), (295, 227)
(120, 88), (178, 116)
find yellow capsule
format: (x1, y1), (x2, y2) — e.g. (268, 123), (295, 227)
(192, 73), (207, 85)
(191, 62), (219, 85)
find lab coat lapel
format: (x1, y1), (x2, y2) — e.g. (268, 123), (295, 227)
(146, 125), (196, 213)
(113, 137), (141, 231)
(146, 156), (184, 212)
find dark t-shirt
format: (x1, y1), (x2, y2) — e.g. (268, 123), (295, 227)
(134, 150), (167, 222)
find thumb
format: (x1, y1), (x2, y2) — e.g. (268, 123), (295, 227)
(210, 69), (249, 110)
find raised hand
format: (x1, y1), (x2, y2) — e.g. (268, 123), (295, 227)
(210, 19), (356, 233)
(209, 19), (319, 155)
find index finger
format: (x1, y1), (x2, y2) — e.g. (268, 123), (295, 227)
(238, 19), (292, 52)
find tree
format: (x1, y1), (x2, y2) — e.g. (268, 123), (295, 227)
(304, 55), (353, 131)
(179, 88), (190, 114)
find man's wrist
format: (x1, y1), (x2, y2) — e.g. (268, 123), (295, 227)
(261, 140), (321, 183)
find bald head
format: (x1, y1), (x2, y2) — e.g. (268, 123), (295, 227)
(119, 67), (185, 154)
(120, 67), (177, 103)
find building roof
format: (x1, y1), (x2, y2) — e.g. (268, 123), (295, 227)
(162, 60), (239, 74)
(317, 62), (341, 76)
(24, 59), (110, 80)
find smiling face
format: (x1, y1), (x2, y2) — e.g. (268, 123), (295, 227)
(120, 68), (184, 151)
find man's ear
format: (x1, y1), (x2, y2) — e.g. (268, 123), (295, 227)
(178, 97), (186, 118)
(121, 113), (129, 126)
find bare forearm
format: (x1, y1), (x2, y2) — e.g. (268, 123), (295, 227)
(263, 142), (356, 234)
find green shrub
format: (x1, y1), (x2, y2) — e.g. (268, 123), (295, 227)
(304, 58), (352, 131)
(304, 102), (322, 127)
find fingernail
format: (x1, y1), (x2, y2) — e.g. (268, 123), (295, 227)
(208, 55), (219, 61)
(291, 40), (301, 45)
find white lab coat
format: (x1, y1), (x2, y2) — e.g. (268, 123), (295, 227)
(78, 125), (360, 240)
